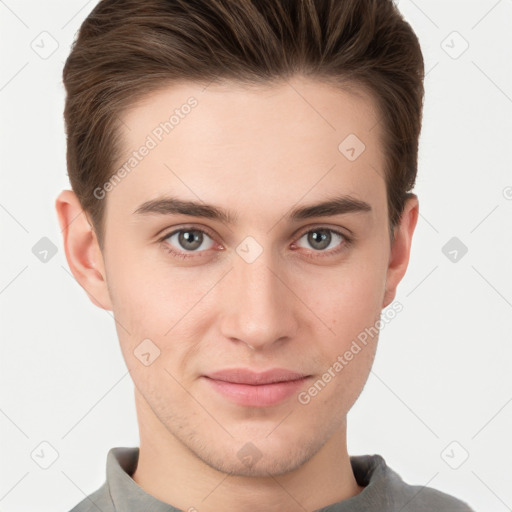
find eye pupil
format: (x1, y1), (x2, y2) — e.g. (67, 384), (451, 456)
(308, 229), (331, 250)
(179, 230), (203, 250)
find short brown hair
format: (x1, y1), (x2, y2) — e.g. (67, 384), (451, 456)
(63, 0), (424, 249)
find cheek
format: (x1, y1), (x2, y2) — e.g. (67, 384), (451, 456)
(299, 255), (386, 408)
(303, 279), (382, 415)
(305, 254), (387, 335)
(105, 241), (208, 326)
(103, 245), (222, 368)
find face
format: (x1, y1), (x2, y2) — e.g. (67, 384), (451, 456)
(58, 76), (418, 477)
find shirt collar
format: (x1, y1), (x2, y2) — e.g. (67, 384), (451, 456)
(107, 447), (180, 511)
(105, 446), (390, 511)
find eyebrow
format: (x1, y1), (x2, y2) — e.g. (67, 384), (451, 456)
(132, 194), (372, 224)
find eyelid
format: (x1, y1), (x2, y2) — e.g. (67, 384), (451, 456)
(294, 223), (352, 242)
(158, 224), (352, 242)
(157, 224), (218, 244)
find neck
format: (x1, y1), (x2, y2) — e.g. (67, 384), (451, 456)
(131, 388), (363, 512)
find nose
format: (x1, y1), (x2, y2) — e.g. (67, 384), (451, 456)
(218, 248), (299, 351)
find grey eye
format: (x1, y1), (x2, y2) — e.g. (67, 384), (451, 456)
(297, 229), (344, 251)
(165, 229), (214, 252)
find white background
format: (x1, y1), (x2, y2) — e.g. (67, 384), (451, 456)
(1, 1), (511, 511)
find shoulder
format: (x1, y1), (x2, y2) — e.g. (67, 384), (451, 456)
(350, 454), (475, 512)
(67, 482), (114, 512)
(393, 480), (475, 512)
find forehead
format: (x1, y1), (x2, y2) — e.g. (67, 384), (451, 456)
(106, 77), (386, 225)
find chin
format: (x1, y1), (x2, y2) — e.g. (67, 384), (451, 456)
(195, 437), (320, 478)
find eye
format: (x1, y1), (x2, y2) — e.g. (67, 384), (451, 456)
(159, 227), (215, 258)
(158, 225), (351, 261)
(294, 227), (350, 256)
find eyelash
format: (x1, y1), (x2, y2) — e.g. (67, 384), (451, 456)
(157, 225), (352, 260)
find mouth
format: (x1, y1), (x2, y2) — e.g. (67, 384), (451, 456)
(203, 368), (311, 407)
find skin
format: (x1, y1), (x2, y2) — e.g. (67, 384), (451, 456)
(56, 76), (418, 512)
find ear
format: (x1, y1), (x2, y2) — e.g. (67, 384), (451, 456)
(55, 189), (113, 311)
(382, 194), (419, 309)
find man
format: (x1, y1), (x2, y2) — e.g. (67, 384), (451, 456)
(56, 0), (475, 510)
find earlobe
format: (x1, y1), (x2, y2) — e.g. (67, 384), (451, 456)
(55, 189), (113, 311)
(382, 195), (419, 309)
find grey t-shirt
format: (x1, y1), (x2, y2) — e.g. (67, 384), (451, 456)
(69, 447), (474, 512)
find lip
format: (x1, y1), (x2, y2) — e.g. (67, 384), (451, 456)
(203, 368), (311, 407)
